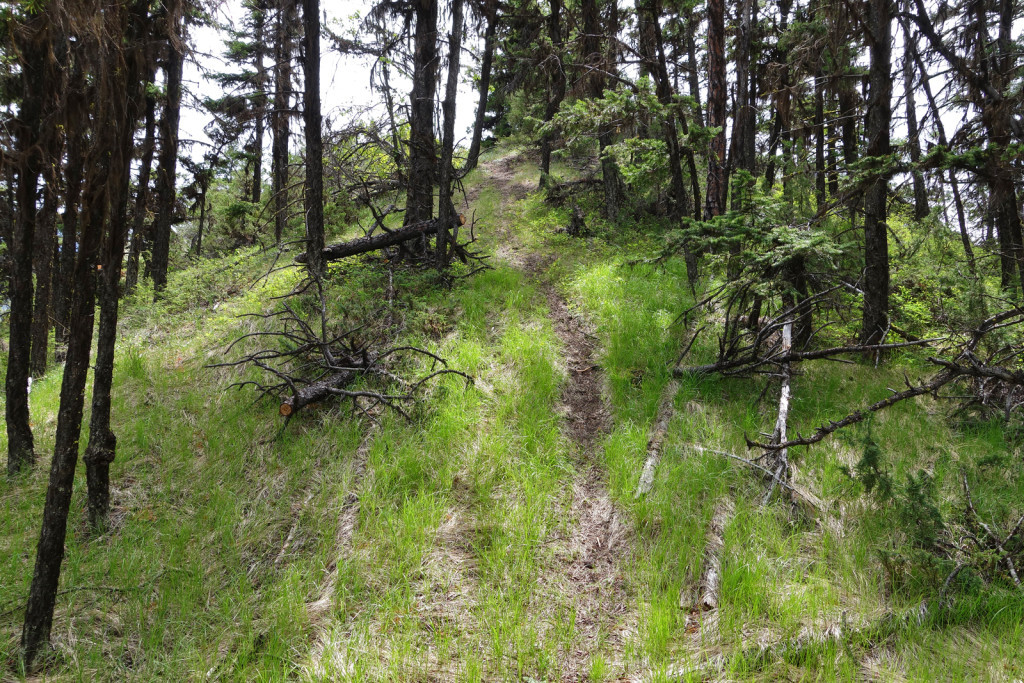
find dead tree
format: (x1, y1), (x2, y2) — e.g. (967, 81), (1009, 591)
(212, 277), (472, 422)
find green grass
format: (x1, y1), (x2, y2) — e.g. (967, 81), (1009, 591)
(2, 145), (1023, 680)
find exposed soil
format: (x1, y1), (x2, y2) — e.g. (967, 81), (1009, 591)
(515, 201), (633, 678)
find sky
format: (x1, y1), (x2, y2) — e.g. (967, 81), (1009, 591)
(180, 1), (480, 165)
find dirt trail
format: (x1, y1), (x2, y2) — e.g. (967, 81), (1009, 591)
(541, 276), (633, 679)
(476, 154), (635, 679)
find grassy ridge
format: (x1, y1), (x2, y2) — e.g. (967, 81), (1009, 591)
(1, 147), (1022, 680)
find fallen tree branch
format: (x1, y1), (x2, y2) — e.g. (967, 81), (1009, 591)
(635, 380), (680, 497)
(294, 214), (465, 264)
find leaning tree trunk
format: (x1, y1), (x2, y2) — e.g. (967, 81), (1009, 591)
(5, 14), (49, 476)
(860, 0), (892, 346)
(404, 0), (439, 226)
(21, 1), (149, 667)
(150, 15), (184, 296)
(436, 0), (464, 269)
(704, 0), (727, 219)
(302, 0), (325, 274)
(464, 0), (496, 173)
(903, 26), (929, 221)
(272, 0), (295, 244)
(125, 70), (157, 295)
(84, 82), (143, 530)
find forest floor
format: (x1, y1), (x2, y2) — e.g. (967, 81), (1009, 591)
(2, 146), (1024, 681)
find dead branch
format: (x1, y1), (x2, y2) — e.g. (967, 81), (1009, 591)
(635, 380), (680, 497)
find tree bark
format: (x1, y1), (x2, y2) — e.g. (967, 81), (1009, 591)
(125, 69), (158, 295)
(21, 2), (149, 665)
(405, 0), (439, 225)
(860, 0), (892, 346)
(151, 13), (184, 296)
(464, 0), (496, 173)
(641, 0), (697, 284)
(6, 13), (49, 476)
(302, 0), (325, 274)
(296, 215), (463, 263)
(30, 184), (58, 377)
(272, 0), (295, 244)
(539, 0), (565, 182)
(85, 74), (144, 529)
(251, 6), (267, 205)
(53, 97), (84, 350)
(437, 0), (464, 269)
(704, 0), (727, 219)
(902, 26), (928, 221)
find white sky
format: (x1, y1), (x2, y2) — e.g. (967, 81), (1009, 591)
(180, 1), (479, 164)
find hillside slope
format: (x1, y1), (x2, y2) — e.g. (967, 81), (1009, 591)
(2, 147), (1023, 681)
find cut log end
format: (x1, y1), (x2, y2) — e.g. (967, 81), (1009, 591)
(279, 402), (294, 417)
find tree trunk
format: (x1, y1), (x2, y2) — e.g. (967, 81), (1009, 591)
(272, 0), (295, 245)
(465, 0), (496, 173)
(704, 0), (727, 219)
(125, 71), (158, 295)
(641, 0), (697, 284)
(251, 8), (267, 205)
(296, 214), (463, 263)
(539, 0), (565, 182)
(84, 121), (138, 530)
(814, 65), (827, 209)
(860, 0), (892, 346)
(581, 0), (623, 220)
(904, 19), (975, 273)
(437, 0), (464, 269)
(53, 99), (84, 350)
(404, 0), (439, 226)
(151, 14), (184, 296)
(902, 27), (928, 221)
(21, 1), (148, 665)
(6, 15), (49, 476)
(302, 0), (325, 274)
(30, 184), (58, 378)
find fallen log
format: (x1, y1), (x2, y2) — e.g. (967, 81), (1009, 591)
(279, 369), (361, 416)
(294, 214), (465, 264)
(635, 380), (680, 497)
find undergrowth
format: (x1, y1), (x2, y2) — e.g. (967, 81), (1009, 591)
(1, 146), (1022, 681)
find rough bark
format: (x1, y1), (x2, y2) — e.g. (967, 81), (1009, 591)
(30, 185), (58, 378)
(436, 0), (464, 269)
(539, 0), (565, 182)
(860, 0), (892, 347)
(404, 0), (439, 225)
(465, 0), (496, 173)
(272, 0), (295, 245)
(295, 215), (463, 263)
(53, 105), (84, 349)
(125, 70), (158, 295)
(302, 0), (325, 274)
(704, 0), (727, 219)
(5, 14), (49, 476)
(150, 13), (184, 296)
(85, 76), (144, 529)
(902, 28), (929, 221)
(641, 0), (697, 283)
(21, 3), (150, 667)
(581, 0), (623, 220)
(814, 66), (827, 208)
(251, 7), (267, 206)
